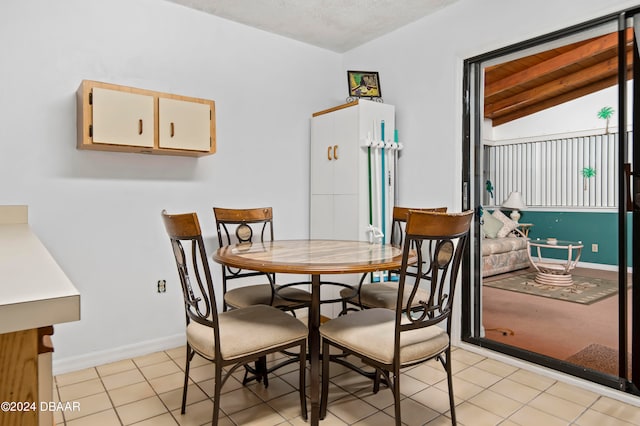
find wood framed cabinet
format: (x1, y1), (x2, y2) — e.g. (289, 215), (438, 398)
(77, 80), (216, 157)
(309, 100), (396, 317)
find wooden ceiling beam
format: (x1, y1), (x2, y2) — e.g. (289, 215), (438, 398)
(485, 29), (633, 99)
(485, 48), (633, 119)
(490, 69), (632, 126)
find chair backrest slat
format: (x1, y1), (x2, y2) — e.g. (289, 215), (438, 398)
(390, 206), (447, 246)
(214, 207), (274, 246)
(161, 210), (220, 340)
(388, 207), (448, 278)
(213, 207), (276, 310)
(395, 210), (473, 337)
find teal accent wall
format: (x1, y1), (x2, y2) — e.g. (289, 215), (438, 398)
(520, 211), (630, 266)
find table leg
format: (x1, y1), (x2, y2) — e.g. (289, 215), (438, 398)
(309, 274), (321, 426)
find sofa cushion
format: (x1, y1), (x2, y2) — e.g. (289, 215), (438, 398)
(482, 213), (504, 238)
(482, 248), (531, 277)
(492, 209), (518, 238)
(482, 236), (528, 256)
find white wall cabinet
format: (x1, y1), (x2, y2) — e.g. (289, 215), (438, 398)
(310, 106), (359, 197)
(309, 99), (396, 317)
(91, 87), (155, 148)
(77, 80), (216, 157)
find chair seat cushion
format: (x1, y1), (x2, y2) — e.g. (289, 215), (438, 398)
(340, 283), (430, 310)
(224, 284), (311, 309)
(320, 308), (449, 365)
(187, 305), (308, 361)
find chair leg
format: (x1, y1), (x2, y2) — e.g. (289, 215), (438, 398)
(320, 339), (330, 419)
(211, 362), (223, 426)
(444, 347), (457, 425)
(181, 345), (195, 414)
(373, 368), (381, 394)
(392, 369), (401, 426)
(258, 356), (269, 388)
(299, 340), (308, 420)
(339, 299), (348, 316)
(241, 357), (269, 388)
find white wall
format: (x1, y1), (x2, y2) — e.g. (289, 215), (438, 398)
(343, 0), (639, 211)
(0, 0), (342, 372)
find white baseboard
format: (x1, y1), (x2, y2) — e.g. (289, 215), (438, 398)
(52, 333), (186, 376)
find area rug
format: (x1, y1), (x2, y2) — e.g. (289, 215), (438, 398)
(565, 343), (631, 376)
(484, 272), (618, 305)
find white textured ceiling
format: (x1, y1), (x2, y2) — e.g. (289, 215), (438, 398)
(166, 0), (459, 52)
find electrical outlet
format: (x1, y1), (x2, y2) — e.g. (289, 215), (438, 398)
(157, 280), (166, 293)
(591, 244), (598, 253)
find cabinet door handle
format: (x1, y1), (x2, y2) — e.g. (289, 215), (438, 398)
(333, 145), (338, 160)
(138, 119), (143, 135)
(170, 122), (175, 137)
(327, 146), (332, 160)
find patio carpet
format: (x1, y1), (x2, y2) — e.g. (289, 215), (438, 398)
(483, 272), (618, 305)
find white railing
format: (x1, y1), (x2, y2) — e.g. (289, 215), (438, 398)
(484, 131), (629, 208)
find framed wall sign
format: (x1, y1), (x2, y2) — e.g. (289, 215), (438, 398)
(347, 71), (381, 99)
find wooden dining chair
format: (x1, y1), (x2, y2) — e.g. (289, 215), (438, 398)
(321, 209), (473, 425)
(213, 207), (311, 313)
(213, 207), (312, 386)
(161, 210), (308, 425)
(339, 206), (448, 313)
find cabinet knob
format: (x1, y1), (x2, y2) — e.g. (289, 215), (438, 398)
(138, 119), (143, 135)
(327, 146), (332, 160)
(170, 122), (175, 137)
(333, 145), (338, 160)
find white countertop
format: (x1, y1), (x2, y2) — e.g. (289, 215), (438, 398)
(0, 206), (80, 334)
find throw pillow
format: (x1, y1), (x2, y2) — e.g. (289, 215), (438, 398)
(482, 213), (503, 238)
(492, 209), (518, 238)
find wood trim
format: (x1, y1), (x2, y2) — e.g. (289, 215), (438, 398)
(486, 50), (633, 118)
(213, 207), (273, 222)
(484, 28), (634, 126)
(0, 328), (39, 426)
(485, 31), (632, 99)
(312, 100), (359, 117)
(491, 70), (632, 126)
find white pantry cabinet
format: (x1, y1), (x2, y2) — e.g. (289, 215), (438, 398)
(309, 99), (396, 317)
(310, 99), (395, 241)
(77, 80), (216, 157)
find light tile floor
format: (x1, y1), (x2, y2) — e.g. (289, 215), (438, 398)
(53, 346), (640, 425)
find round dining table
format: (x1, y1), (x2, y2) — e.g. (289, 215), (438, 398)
(212, 239), (413, 425)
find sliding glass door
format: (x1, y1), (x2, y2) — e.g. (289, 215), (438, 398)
(462, 8), (640, 395)
(628, 12), (640, 393)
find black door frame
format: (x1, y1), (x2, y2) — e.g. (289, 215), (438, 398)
(629, 9), (640, 392)
(461, 6), (640, 394)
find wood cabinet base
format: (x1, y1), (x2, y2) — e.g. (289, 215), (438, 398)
(0, 327), (54, 426)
